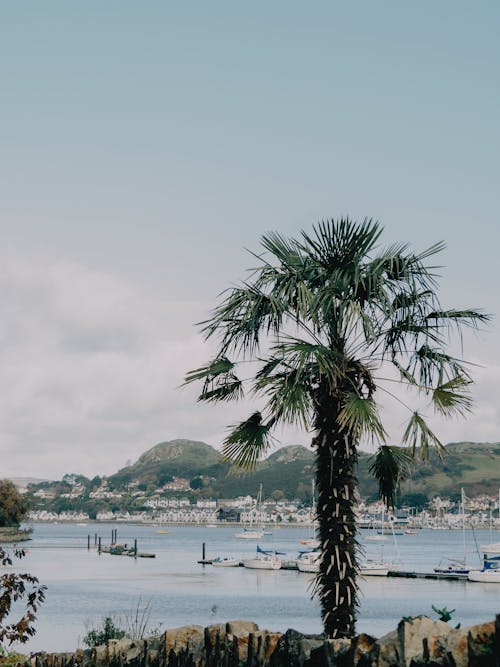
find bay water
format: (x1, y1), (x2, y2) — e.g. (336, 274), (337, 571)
(7, 522), (500, 652)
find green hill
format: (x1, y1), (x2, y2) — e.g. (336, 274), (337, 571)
(95, 438), (500, 502)
(108, 439), (221, 489)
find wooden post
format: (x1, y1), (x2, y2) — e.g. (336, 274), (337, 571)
(134, 538), (138, 558)
(94, 533), (97, 545)
(202, 542), (206, 560)
(87, 535), (90, 550)
(98, 537), (102, 555)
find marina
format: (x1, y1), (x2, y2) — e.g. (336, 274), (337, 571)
(9, 521), (499, 654)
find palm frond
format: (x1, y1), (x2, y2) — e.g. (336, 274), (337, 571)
(300, 218), (382, 271)
(184, 357), (244, 403)
(432, 375), (473, 417)
(184, 357), (235, 384)
(425, 309), (491, 329)
(222, 412), (275, 470)
(338, 394), (387, 443)
(402, 411), (443, 459)
(256, 368), (313, 428)
(412, 345), (471, 387)
(369, 446), (413, 508)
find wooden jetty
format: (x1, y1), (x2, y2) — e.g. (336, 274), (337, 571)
(387, 570), (467, 581)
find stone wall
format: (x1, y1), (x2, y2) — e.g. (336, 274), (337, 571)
(26, 615), (499, 667)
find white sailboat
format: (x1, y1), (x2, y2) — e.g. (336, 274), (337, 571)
(243, 545), (283, 570)
(360, 508), (398, 576)
(434, 489), (476, 576)
(468, 543), (500, 583)
(296, 549), (320, 573)
(299, 480), (318, 547)
(235, 484), (264, 539)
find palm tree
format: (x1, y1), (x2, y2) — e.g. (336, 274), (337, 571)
(185, 219), (487, 638)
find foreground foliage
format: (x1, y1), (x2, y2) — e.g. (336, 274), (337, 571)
(0, 546), (46, 646)
(186, 218), (487, 638)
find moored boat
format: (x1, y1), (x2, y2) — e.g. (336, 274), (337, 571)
(296, 550), (320, 573)
(212, 556), (239, 567)
(243, 545), (283, 570)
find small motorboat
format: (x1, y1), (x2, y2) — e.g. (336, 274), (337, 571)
(212, 556), (240, 568)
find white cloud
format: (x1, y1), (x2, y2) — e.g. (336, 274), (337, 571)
(0, 255), (498, 480)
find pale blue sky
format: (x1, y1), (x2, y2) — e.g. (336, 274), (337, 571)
(1, 2), (499, 477)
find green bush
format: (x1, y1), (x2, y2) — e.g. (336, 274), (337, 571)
(83, 617), (126, 647)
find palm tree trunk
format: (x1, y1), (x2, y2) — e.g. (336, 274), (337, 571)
(313, 400), (359, 639)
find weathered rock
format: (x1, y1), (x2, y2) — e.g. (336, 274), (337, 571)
(377, 628), (400, 667)
(354, 633), (378, 667)
(225, 620), (259, 636)
(270, 628), (324, 667)
(21, 616), (500, 667)
(467, 620), (495, 667)
(247, 631), (282, 666)
(398, 616), (451, 667)
(308, 637), (352, 667)
(163, 624), (205, 665)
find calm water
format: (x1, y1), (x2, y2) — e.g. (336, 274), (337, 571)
(6, 522), (499, 652)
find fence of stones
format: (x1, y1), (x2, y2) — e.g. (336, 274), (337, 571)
(26, 615), (500, 667)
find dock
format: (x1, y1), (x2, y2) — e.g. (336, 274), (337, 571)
(198, 559), (468, 580)
(387, 570), (467, 581)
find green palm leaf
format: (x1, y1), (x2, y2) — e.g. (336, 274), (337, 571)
(432, 376), (472, 417)
(402, 411), (443, 459)
(338, 394), (387, 443)
(222, 412), (275, 470)
(369, 446), (413, 508)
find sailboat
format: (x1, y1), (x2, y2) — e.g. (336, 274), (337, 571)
(434, 488), (476, 576)
(360, 508), (398, 576)
(243, 544), (283, 570)
(296, 549), (320, 573)
(299, 480), (318, 547)
(235, 484), (264, 539)
(468, 543), (500, 583)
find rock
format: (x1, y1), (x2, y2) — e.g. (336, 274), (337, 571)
(205, 622), (227, 649)
(247, 631), (282, 666)
(377, 628), (400, 667)
(354, 633), (378, 667)
(270, 628), (324, 667)
(308, 638), (352, 667)
(467, 620), (495, 667)
(164, 624), (205, 658)
(226, 620), (259, 636)
(445, 626), (469, 667)
(398, 616), (451, 667)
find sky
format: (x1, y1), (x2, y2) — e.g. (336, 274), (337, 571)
(1, 2), (499, 479)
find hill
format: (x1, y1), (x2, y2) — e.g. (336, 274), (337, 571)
(105, 438), (500, 502)
(108, 439), (222, 489)
(26, 439), (500, 515)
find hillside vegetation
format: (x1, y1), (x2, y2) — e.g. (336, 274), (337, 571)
(106, 438), (500, 502)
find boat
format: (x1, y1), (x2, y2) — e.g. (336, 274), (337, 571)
(243, 545), (283, 570)
(235, 527), (264, 539)
(299, 481), (318, 547)
(235, 484), (265, 539)
(212, 556), (240, 567)
(361, 511), (399, 575)
(467, 558), (500, 583)
(434, 489), (476, 576)
(359, 560), (391, 576)
(468, 543), (500, 583)
(296, 550), (320, 573)
(155, 529), (169, 534)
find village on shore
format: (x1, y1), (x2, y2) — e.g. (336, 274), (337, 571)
(26, 474), (500, 529)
